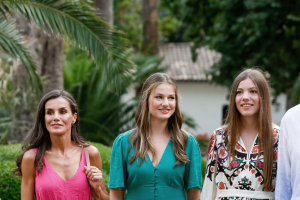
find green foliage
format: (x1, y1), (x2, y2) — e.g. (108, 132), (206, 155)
(64, 47), (136, 145)
(0, 14), (42, 92)
(114, 0), (180, 51)
(163, 0), (300, 101)
(0, 144), (22, 199)
(0, 143), (111, 199)
(115, 0), (143, 51)
(1, 0), (134, 94)
(159, 16), (179, 38)
(201, 159), (206, 187)
(292, 73), (300, 105)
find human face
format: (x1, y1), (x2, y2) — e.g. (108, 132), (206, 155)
(148, 83), (176, 121)
(235, 78), (260, 118)
(44, 97), (77, 135)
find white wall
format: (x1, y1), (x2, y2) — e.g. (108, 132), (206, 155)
(177, 82), (286, 135)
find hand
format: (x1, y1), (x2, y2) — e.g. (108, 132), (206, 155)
(84, 166), (103, 190)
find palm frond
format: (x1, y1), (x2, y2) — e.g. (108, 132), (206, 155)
(0, 14), (42, 91)
(3, 0), (134, 93)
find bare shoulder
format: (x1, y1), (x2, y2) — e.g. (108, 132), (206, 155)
(21, 149), (36, 175)
(87, 145), (101, 159)
(23, 149), (36, 163)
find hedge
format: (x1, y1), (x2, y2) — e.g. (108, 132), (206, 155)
(0, 142), (206, 199)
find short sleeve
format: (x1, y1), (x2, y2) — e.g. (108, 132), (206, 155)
(184, 134), (202, 191)
(108, 133), (127, 190)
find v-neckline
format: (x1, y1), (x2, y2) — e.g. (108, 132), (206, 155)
(43, 147), (84, 182)
(147, 139), (171, 168)
(239, 134), (258, 154)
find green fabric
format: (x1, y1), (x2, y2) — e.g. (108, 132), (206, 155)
(109, 130), (202, 200)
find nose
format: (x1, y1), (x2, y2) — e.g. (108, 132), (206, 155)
(54, 112), (60, 121)
(242, 91), (250, 100)
(161, 97), (169, 106)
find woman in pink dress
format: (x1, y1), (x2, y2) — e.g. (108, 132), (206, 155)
(13, 90), (109, 200)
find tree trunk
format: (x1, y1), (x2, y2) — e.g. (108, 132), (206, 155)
(94, 0), (114, 25)
(142, 0), (159, 55)
(40, 0), (65, 93)
(10, 15), (39, 143)
(40, 34), (64, 93)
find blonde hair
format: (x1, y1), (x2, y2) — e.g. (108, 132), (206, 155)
(128, 73), (189, 167)
(225, 68), (274, 189)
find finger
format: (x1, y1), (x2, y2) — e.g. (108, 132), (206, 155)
(90, 175), (103, 182)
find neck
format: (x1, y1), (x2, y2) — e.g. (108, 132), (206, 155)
(49, 131), (75, 154)
(149, 117), (169, 137)
(240, 115), (259, 135)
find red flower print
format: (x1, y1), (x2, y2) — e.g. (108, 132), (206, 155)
(237, 170), (240, 174)
(232, 177), (234, 180)
(230, 160), (240, 168)
(257, 162), (264, 169)
(219, 182), (225, 189)
(274, 152), (278, 160)
(214, 154), (216, 158)
(220, 148), (226, 157)
(208, 135), (216, 154)
(211, 167), (214, 172)
(251, 169), (256, 174)
(245, 164), (249, 169)
(258, 177), (263, 182)
(236, 144), (241, 150)
(252, 146), (259, 153)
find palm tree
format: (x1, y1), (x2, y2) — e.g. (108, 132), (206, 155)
(0, 0), (134, 142)
(0, 0), (133, 93)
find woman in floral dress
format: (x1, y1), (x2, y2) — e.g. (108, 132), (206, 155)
(200, 69), (279, 200)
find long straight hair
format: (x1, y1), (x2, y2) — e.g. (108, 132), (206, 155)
(128, 73), (189, 167)
(12, 90), (87, 176)
(225, 68), (273, 188)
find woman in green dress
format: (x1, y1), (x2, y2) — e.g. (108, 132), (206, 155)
(109, 73), (202, 200)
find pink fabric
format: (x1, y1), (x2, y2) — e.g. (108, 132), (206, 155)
(33, 148), (89, 200)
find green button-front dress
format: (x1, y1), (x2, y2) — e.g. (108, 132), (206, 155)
(108, 130), (202, 200)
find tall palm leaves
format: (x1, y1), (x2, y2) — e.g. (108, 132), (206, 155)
(0, 14), (42, 91)
(0, 0), (133, 93)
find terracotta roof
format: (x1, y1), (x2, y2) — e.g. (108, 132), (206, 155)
(159, 43), (221, 81)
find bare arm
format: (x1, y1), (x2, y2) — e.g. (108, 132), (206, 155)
(187, 187), (201, 200)
(109, 188), (124, 200)
(21, 149), (36, 200)
(85, 145), (109, 200)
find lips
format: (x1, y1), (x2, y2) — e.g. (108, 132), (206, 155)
(51, 124), (63, 127)
(159, 109), (170, 114)
(241, 104), (253, 107)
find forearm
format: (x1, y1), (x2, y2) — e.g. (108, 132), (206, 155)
(92, 186), (109, 200)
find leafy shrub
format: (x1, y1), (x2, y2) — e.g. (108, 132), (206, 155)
(0, 143), (111, 199)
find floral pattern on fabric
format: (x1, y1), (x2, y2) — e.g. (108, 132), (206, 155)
(201, 126), (279, 200)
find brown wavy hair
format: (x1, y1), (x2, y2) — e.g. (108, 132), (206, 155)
(128, 73), (189, 167)
(225, 68), (274, 189)
(12, 90), (87, 176)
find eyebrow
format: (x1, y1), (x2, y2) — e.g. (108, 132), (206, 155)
(155, 93), (175, 96)
(45, 107), (68, 110)
(236, 87), (257, 90)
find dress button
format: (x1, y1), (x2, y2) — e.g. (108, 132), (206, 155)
(155, 194), (158, 197)
(155, 181), (158, 183)
(155, 187), (158, 190)
(155, 175), (158, 177)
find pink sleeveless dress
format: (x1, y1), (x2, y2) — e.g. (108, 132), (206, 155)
(33, 148), (89, 200)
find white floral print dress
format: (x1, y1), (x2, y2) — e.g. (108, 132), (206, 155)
(200, 126), (279, 200)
